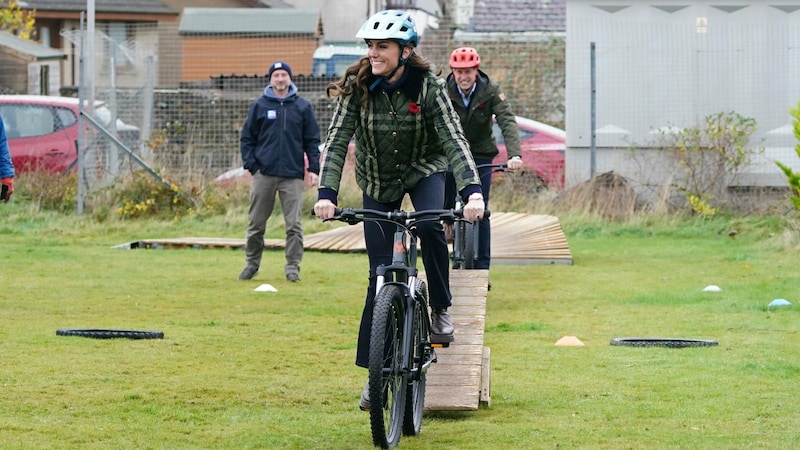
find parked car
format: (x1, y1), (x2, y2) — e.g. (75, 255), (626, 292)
(492, 116), (565, 189)
(0, 95), (140, 174)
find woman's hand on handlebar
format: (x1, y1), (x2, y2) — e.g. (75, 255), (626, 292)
(313, 199), (337, 220)
(463, 193), (485, 222)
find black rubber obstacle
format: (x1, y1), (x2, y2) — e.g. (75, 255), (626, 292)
(56, 329), (164, 339)
(610, 337), (718, 348)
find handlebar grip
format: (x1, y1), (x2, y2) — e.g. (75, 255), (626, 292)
(310, 207), (345, 217)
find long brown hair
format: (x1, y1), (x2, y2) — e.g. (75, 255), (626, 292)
(327, 46), (434, 109)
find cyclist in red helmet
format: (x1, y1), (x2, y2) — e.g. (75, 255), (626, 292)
(445, 46), (523, 277)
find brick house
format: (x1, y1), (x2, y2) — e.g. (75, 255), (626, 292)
(177, 7), (322, 82)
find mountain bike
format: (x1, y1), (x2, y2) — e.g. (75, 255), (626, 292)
(448, 163), (506, 269)
(323, 207), (467, 449)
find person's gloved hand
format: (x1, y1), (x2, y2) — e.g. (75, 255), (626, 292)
(462, 193), (485, 222)
(1, 178), (12, 203)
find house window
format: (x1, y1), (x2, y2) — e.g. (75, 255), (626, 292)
(102, 22), (135, 71)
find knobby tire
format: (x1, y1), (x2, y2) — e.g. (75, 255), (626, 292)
(452, 221), (476, 270)
(462, 221), (477, 269)
(369, 285), (407, 449)
(403, 280), (429, 436)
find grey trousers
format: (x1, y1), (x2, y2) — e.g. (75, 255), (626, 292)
(244, 173), (304, 276)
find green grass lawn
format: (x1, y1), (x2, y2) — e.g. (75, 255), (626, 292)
(1, 209), (799, 449)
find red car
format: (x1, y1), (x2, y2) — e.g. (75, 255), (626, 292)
(0, 95), (140, 173)
(491, 116), (565, 189)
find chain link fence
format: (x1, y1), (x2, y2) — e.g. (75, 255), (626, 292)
(66, 5), (565, 197)
(53, 1), (800, 216)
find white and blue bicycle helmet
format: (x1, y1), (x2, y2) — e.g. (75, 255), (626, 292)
(357, 10), (420, 90)
(356, 10), (419, 47)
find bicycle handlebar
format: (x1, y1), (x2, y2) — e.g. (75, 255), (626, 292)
(476, 162), (508, 170)
(322, 207), (490, 226)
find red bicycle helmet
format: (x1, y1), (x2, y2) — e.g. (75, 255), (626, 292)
(450, 47), (481, 69)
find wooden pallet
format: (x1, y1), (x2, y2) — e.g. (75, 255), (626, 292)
(423, 269), (491, 411)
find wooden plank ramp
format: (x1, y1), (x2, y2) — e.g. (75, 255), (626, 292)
(115, 212), (572, 264)
(302, 213), (572, 264)
(423, 269), (490, 411)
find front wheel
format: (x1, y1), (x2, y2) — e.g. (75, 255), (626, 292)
(369, 284), (407, 449)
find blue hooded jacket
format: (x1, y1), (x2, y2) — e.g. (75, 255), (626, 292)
(240, 83), (321, 178)
(0, 115), (14, 179)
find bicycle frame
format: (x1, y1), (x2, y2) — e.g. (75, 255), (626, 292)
(323, 207), (459, 448)
(373, 219), (439, 381)
(450, 195), (479, 270)
(449, 162), (505, 270)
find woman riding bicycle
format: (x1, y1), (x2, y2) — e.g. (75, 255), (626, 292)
(313, 10), (485, 409)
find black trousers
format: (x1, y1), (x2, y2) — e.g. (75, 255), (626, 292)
(355, 173), (451, 368)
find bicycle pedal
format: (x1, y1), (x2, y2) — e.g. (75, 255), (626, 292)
(430, 334), (454, 347)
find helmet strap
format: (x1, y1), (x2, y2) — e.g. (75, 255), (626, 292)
(369, 47), (412, 92)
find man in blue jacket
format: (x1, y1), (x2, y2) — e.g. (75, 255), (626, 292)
(0, 115), (14, 203)
(239, 61), (321, 282)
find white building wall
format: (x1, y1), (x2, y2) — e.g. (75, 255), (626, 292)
(565, 0), (800, 187)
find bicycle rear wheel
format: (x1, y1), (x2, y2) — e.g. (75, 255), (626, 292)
(403, 280), (429, 436)
(369, 284), (407, 449)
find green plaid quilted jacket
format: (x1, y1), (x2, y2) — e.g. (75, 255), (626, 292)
(319, 67), (480, 203)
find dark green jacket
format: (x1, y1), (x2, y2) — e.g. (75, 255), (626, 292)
(319, 67), (480, 203)
(446, 70), (521, 161)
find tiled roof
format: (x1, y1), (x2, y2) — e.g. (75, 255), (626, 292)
(258, 0), (294, 7)
(20, 0), (177, 15)
(472, 0), (565, 32)
(0, 31), (66, 59)
(179, 8), (319, 34)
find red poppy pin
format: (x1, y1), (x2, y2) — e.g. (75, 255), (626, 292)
(478, 103), (487, 109)
(408, 102), (420, 114)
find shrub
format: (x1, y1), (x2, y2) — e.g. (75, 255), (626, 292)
(775, 101), (800, 211)
(14, 169), (78, 213)
(654, 111), (762, 216)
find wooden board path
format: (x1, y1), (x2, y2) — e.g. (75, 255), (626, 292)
(423, 269), (491, 411)
(116, 212), (573, 265)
